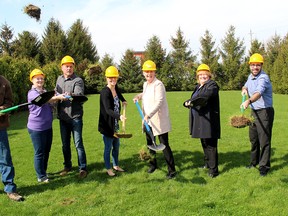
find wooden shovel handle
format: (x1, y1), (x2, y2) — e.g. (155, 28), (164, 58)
(122, 103), (126, 132)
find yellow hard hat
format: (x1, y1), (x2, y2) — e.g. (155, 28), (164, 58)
(30, 69), (45, 82)
(61, 55), (75, 65)
(105, 66), (119, 77)
(249, 53), (264, 64)
(196, 64), (210, 73)
(142, 60), (156, 71)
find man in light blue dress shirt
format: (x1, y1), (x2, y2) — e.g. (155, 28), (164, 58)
(241, 53), (274, 177)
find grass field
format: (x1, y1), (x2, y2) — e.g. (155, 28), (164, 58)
(1, 91), (288, 216)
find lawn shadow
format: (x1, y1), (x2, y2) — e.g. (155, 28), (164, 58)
(18, 153), (149, 197)
(270, 152), (288, 173)
(171, 149), (251, 179)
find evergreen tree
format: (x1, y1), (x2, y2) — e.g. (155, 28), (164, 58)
(265, 33), (282, 78)
(269, 34), (288, 93)
(66, 19), (99, 64)
(199, 30), (222, 86)
(41, 18), (67, 64)
(160, 54), (177, 90)
(169, 27), (196, 91)
(101, 53), (115, 70)
(13, 31), (42, 63)
(219, 25), (245, 90)
(248, 39), (265, 56)
(0, 23), (14, 56)
(144, 35), (166, 70)
(118, 49), (142, 93)
(83, 53), (114, 94)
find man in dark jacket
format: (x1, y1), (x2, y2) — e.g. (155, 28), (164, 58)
(0, 75), (23, 201)
(183, 64), (220, 178)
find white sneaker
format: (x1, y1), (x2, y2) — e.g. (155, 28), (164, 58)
(38, 176), (49, 183)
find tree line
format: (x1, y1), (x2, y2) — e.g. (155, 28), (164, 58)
(1, 18), (288, 106)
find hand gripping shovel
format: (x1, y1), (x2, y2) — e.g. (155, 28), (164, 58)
(115, 103), (132, 138)
(135, 101), (166, 151)
(0, 91), (55, 114)
(230, 94), (252, 128)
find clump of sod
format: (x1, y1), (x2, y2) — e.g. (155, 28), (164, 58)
(23, 4), (41, 21)
(139, 146), (151, 161)
(230, 115), (253, 128)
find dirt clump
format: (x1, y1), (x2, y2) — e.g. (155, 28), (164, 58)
(230, 115), (253, 128)
(24, 4), (41, 21)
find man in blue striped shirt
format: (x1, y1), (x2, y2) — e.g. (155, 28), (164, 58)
(241, 53), (274, 177)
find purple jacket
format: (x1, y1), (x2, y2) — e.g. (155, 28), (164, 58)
(27, 88), (53, 131)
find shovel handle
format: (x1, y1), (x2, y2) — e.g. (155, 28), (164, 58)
(241, 94), (246, 113)
(122, 103), (126, 132)
(0, 102), (30, 114)
(135, 101), (151, 132)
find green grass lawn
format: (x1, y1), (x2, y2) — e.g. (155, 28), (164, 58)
(1, 91), (288, 215)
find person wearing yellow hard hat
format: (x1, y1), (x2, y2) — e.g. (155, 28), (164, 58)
(183, 63), (220, 178)
(55, 56), (88, 179)
(98, 66), (127, 177)
(241, 53), (274, 176)
(27, 69), (65, 183)
(133, 60), (176, 179)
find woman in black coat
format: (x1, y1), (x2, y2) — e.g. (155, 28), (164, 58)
(183, 64), (220, 177)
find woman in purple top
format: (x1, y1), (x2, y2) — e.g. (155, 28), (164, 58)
(27, 69), (65, 183)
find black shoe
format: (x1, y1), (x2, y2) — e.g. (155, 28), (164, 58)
(166, 171), (177, 179)
(208, 173), (218, 178)
(147, 167), (157, 173)
(259, 167), (269, 176)
(246, 164), (256, 169)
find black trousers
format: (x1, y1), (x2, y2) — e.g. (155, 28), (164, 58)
(201, 138), (219, 175)
(249, 107), (274, 171)
(145, 129), (176, 173)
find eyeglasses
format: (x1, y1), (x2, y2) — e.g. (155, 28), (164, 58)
(250, 64), (261, 67)
(34, 77), (44, 81)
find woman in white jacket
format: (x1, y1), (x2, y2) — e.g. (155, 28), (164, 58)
(133, 60), (176, 179)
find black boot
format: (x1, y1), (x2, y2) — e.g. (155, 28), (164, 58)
(147, 158), (157, 173)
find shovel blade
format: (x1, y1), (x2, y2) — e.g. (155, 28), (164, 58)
(32, 91), (55, 106)
(71, 95), (88, 103)
(147, 143), (166, 151)
(115, 133), (132, 138)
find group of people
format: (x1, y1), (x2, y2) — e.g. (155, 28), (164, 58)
(0, 55), (88, 201)
(0, 53), (274, 202)
(183, 53), (274, 178)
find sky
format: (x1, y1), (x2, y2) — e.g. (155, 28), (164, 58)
(1, 0), (288, 63)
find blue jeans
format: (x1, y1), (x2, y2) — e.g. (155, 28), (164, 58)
(102, 135), (120, 169)
(28, 128), (52, 179)
(60, 118), (87, 171)
(0, 129), (17, 193)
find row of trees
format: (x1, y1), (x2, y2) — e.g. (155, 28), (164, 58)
(1, 18), (288, 106)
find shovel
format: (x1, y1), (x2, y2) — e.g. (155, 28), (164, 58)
(230, 94), (252, 128)
(0, 91), (55, 114)
(56, 92), (88, 103)
(135, 101), (166, 151)
(115, 103), (132, 138)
